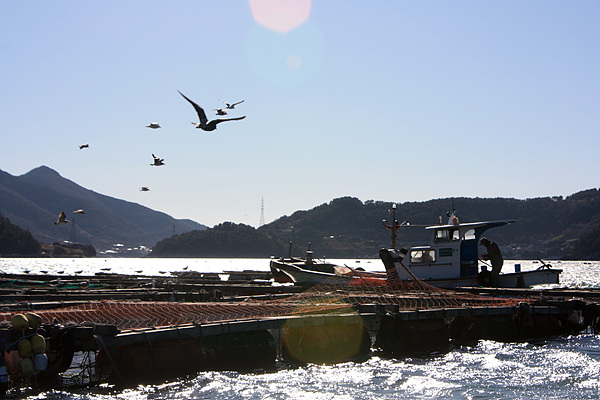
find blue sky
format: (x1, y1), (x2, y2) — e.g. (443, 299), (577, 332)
(1, 1), (598, 228)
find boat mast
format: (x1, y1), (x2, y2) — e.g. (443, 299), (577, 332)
(383, 203), (400, 249)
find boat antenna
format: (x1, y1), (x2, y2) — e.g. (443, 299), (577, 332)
(446, 199), (459, 225)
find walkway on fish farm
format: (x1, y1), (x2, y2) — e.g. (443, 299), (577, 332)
(0, 279), (599, 392)
(0, 280), (536, 330)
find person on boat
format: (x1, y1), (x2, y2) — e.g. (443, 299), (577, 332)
(480, 237), (503, 286)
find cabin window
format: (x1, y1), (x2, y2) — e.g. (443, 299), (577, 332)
(463, 229), (475, 240)
(435, 229), (459, 241)
(410, 249), (436, 263)
(435, 230), (449, 241)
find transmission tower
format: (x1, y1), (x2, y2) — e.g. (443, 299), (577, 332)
(259, 197), (265, 227)
(70, 216), (76, 243)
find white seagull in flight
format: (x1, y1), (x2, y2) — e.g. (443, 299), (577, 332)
(178, 91), (246, 131)
(53, 211), (69, 225)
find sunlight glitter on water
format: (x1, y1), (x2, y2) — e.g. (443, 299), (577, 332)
(2, 258), (599, 399)
(1, 259), (599, 290)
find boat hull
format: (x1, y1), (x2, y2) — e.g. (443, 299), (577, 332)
(270, 260), (386, 286)
(419, 268), (562, 289)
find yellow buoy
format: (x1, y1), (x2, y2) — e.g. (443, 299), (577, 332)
(19, 358), (35, 377)
(11, 314), (29, 330)
(17, 339), (33, 358)
(25, 313), (43, 330)
(31, 335), (46, 354)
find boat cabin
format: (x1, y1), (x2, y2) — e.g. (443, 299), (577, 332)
(399, 214), (515, 280)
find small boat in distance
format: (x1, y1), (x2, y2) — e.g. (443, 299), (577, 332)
(379, 206), (562, 289)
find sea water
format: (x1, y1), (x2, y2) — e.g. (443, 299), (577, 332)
(1, 258), (599, 400)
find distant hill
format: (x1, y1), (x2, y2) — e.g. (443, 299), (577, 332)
(0, 214), (41, 256)
(152, 190), (600, 259)
(0, 166), (206, 255)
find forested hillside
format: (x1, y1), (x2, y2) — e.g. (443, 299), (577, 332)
(151, 189), (600, 259)
(0, 214), (41, 256)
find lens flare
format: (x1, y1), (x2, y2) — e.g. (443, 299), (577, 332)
(246, 20), (323, 89)
(249, 0), (312, 33)
(282, 312), (371, 364)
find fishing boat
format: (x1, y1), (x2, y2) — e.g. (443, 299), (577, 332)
(379, 206), (562, 289)
(270, 244), (387, 285)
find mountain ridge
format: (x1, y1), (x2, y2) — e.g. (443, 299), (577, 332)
(2, 166), (599, 259)
(152, 191), (600, 259)
(0, 166), (206, 255)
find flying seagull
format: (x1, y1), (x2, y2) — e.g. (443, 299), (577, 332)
(218, 99), (244, 109)
(146, 123), (161, 129)
(213, 108), (228, 116)
(178, 91), (246, 131)
(73, 209), (85, 214)
(140, 186), (150, 191)
(79, 144), (89, 150)
(150, 154), (165, 166)
(53, 211), (69, 225)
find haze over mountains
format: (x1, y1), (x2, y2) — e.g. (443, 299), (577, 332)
(0, 166), (206, 254)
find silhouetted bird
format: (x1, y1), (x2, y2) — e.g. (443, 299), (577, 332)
(178, 91), (245, 131)
(140, 186), (150, 191)
(146, 123), (161, 129)
(214, 108), (228, 115)
(79, 144), (89, 150)
(150, 154), (165, 166)
(218, 99), (244, 109)
(53, 211), (69, 225)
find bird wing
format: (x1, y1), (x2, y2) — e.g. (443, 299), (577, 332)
(214, 115), (246, 123)
(58, 211), (67, 222)
(232, 100), (244, 107)
(178, 91), (207, 125)
(205, 115), (246, 130)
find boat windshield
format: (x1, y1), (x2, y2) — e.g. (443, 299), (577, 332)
(435, 229), (460, 242)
